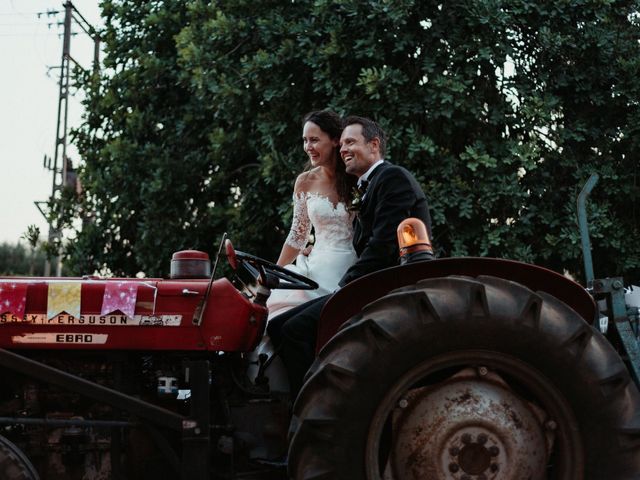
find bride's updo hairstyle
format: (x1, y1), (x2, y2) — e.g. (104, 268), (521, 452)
(302, 110), (356, 204)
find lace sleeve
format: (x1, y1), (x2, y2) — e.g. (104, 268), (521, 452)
(284, 192), (311, 250)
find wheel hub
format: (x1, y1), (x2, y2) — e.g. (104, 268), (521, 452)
(444, 429), (502, 478)
(457, 441), (491, 473)
(389, 368), (550, 479)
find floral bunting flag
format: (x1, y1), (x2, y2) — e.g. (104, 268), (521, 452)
(0, 282), (28, 319)
(47, 282), (81, 320)
(101, 281), (139, 318)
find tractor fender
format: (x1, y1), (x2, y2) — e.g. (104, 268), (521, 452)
(317, 257), (595, 351)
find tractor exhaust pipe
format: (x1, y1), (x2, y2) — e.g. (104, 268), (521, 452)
(577, 173), (599, 285)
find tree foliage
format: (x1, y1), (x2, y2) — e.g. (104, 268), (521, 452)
(0, 242), (46, 276)
(59, 0), (640, 283)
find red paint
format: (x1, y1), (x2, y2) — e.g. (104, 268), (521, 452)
(0, 277), (266, 352)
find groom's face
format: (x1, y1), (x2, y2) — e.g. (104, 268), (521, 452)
(340, 124), (380, 177)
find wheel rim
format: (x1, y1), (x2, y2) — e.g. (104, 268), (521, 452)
(365, 350), (583, 480)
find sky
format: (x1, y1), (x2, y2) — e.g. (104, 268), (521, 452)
(0, 0), (101, 244)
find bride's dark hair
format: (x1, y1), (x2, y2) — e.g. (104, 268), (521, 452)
(302, 110), (356, 204)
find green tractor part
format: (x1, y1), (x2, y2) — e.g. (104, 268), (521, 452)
(577, 172), (640, 386)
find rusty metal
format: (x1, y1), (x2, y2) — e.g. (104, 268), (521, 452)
(388, 368), (549, 479)
(0, 348), (187, 431)
(591, 277), (640, 386)
(0, 417), (133, 428)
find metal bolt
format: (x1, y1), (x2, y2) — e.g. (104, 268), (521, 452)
(488, 446), (499, 456)
(545, 420), (557, 431)
(490, 463), (499, 472)
(461, 433), (472, 444)
(477, 433), (488, 444)
(613, 280), (623, 290)
(398, 398), (409, 409)
(448, 463), (460, 473)
(478, 366), (488, 376)
(449, 446), (460, 456)
(182, 419), (197, 429)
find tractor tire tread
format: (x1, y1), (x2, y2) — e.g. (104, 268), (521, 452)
(0, 435), (38, 480)
(288, 275), (640, 479)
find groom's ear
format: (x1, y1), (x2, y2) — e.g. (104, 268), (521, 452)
(368, 136), (381, 153)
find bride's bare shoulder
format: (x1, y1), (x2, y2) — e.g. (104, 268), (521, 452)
(294, 168), (323, 194)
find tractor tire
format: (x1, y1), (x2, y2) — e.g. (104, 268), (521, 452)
(288, 276), (640, 480)
(0, 435), (38, 480)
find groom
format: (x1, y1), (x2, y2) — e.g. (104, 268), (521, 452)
(268, 115), (432, 396)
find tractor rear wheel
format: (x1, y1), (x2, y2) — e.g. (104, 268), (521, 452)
(0, 435), (38, 480)
(288, 276), (640, 479)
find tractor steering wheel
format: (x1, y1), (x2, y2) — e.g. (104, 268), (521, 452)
(225, 240), (318, 290)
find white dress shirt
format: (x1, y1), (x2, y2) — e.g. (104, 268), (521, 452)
(357, 159), (384, 188)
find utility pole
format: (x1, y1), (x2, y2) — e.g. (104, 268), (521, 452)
(35, 1), (100, 276)
(47, 1), (72, 277)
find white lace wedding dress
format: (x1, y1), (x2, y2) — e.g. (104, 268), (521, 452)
(266, 192), (357, 319)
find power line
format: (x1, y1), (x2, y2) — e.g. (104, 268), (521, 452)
(0, 12), (48, 16)
(0, 32), (78, 37)
(0, 22), (59, 26)
(0, 7), (64, 30)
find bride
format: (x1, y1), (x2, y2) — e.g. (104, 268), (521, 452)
(267, 110), (357, 319)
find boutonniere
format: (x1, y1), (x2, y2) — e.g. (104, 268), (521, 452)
(348, 187), (362, 213)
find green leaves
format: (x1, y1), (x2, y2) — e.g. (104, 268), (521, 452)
(57, 0), (640, 282)
(357, 66), (407, 100)
(460, 145), (498, 172)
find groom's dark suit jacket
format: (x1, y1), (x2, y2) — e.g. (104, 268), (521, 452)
(339, 161), (431, 286)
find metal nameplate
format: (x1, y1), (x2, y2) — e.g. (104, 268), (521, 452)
(0, 314), (182, 326)
(12, 333), (109, 344)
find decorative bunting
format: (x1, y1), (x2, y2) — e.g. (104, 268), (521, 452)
(0, 282), (28, 319)
(47, 282), (81, 320)
(101, 281), (139, 318)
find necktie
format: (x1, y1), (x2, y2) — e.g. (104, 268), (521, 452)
(358, 180), (369, 195)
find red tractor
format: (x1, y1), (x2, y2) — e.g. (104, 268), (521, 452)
(0, 183), (638, 479)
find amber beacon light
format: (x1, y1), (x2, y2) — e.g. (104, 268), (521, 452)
(397, 218), (434, 264)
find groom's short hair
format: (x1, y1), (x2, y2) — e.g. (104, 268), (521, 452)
(343, 115), (387, 157)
